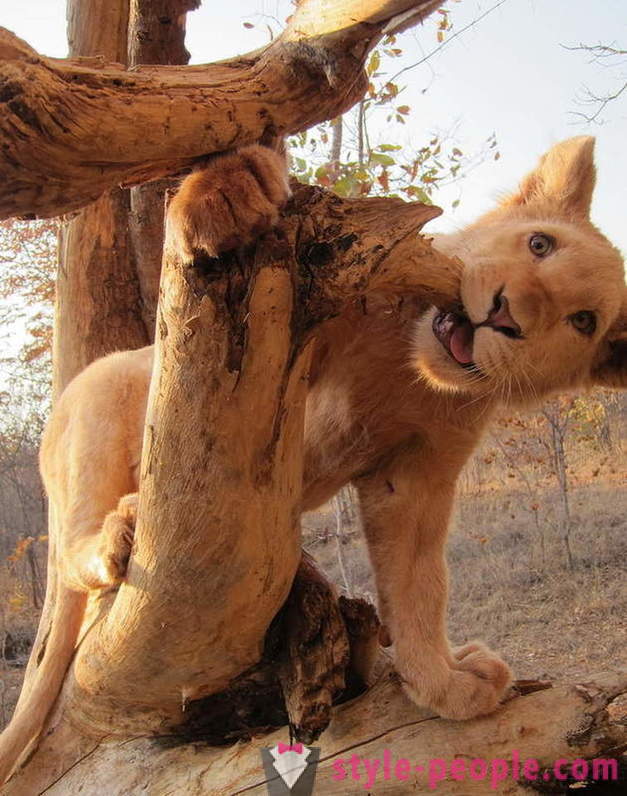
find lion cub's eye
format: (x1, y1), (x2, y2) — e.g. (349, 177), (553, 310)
(569, 310), (596, 335)
(529, 233), (554, 257)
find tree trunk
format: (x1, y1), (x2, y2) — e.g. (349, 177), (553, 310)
(4, 2), (625, 792)
(19, 0), (200, 742)
(72, 182), (460, 713)
(53, 191), (149, 394)
(6, 180), (461, 791)
(53, 0), (198, 396)
(53, 0), (146, 397)
(128, 0), (201, 337)
(19, 0), (146, 726)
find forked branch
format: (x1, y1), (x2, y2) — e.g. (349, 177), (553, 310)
(3, 182), (460, 792)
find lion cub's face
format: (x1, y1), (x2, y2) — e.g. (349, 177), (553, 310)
(414, 137), (627, 405)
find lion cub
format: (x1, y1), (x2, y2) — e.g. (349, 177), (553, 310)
(1, 137), (625, 783)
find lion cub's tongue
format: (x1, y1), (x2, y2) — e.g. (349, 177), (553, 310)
(450, 324), (474, 365)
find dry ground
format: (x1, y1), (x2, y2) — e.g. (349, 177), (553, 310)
(305, 478), (626, 684)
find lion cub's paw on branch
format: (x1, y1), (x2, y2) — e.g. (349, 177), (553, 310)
(166, 144), (290, 261)
(97, 493), (138, 586)
(402, 642), (513, 721)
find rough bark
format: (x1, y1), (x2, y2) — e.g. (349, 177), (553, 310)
(128, 0), (199, 65)
(5, 182), (460, 791)
(22, 0), (198, 737)
(128, 0), (201, 336)
(53, 190), (150, 394)
(19, 0), (145, 727)
(7, 669), (626, 794)
(68, 183), (459, 717)
(0, 0), (443, 219)
(53, 0), (199, 396)
(52, 0), (147, 399)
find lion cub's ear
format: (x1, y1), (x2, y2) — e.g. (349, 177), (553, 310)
(592, 300), (627, 388)
(502, 136), (596, 219)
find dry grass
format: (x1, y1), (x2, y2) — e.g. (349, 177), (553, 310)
(0, 569), (41, 729)
(447, 482), (626, 680)
(304, 455), (626, 683)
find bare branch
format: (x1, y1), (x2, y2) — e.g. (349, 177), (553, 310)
(571, 80), (627, 124)
(563, 39), (626, 123)
(388, 0), (510, 86)
(0, 0), (445, 220)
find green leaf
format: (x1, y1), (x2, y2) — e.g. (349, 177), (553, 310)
(377, 144), (402, 152)
(404, 185), (430, 203)
(333, 175), (356, 197)
(367, 51), (380, 76)
(369, 152), (396, 166)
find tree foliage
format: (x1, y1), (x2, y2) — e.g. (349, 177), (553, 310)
(288, 37), (499, 205)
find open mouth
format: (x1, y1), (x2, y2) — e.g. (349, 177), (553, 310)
(432, 291), (523, 372)
(432, 309), (476, 370)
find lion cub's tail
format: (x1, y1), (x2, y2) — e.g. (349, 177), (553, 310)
(0, 586), (86, 784)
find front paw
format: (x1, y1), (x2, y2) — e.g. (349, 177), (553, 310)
(167, 144), (290, 261)
(98, 493), (138, 585)
(401, 642), (512, 720)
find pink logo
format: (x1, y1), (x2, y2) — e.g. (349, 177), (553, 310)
(278, 743), (304, 755)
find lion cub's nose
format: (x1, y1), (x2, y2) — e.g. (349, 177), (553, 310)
(480, 290), (523, 339)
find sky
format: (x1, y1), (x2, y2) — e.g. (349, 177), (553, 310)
(3, 0), (626, 253)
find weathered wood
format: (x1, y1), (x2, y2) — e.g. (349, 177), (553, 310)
(20, 0), (198, 760)
(53, 1), (201, 395)
(0, 0), (443, 219)
(19, 1), (146, 732)
(4, 177), (460, 790)
(277, 551), (350, 744)
(67, 183), (456, 719)
(52, 0), (148, 398)
(128, 0), (199, 65)
(67, 0), (130, 61)
(172, 553), (379, 746)
(128, 0), (201, 337)
(53, 190), (150, 394)
(128, 179), (170, 335)
(7, 669), (626, 794)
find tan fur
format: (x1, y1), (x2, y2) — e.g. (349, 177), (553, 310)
(1, 140), (625, 782)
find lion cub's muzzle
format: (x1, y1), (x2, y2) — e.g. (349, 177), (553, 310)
(432, 289), (524, 371)
(475, 290), (523, 340)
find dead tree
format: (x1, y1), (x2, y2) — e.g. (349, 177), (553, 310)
(1, 1), (625, 792)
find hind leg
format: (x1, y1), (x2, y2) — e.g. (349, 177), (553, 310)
(98, 493), (138, 584)
(63, 493), (138, 591)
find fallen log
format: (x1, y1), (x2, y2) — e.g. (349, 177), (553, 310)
(7, 666), (625, 794)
